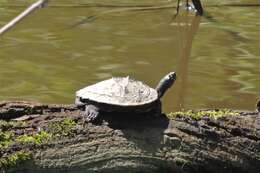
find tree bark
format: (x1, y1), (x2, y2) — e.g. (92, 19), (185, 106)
(0, 101), (259, 173)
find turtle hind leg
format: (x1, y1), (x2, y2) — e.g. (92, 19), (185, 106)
(83, 105), (100, 122)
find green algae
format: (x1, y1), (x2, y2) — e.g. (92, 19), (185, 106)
(168, 109), (240, 120)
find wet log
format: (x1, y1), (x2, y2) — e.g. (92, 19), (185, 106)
(0, 101), (259, 173)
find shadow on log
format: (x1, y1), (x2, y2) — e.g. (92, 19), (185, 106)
(0, 101), (259, 173)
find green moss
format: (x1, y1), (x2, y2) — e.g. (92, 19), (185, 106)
(0, 118), (76, 150)
(16, 118), (77, 144)
(0, 130), (50, 168)
(47, 118), (76, 137)
(0, 118), (77, 169)
(0, 131), (14, 148)
(0, 150), (32, 168)
(17, 131), (52, 145)
(168, 109), (239, 120)
(0, 120), (27, 129)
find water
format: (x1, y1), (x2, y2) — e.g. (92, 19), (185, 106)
(0, 0), (259, 113)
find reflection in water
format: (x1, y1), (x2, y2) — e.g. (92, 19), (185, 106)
(0, 1), (260, 113)
(172, 15), (201, 110)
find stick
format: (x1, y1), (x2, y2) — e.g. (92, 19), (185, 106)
(0, 0), (48, 36)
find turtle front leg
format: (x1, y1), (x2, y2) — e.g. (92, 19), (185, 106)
(153, 101), (162, 117)
(83, 105), (100, 122)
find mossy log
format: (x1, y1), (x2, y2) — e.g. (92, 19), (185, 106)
(0, 101), (259, 173)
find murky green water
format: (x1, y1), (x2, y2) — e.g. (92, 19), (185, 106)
(0, 0), (259, 113)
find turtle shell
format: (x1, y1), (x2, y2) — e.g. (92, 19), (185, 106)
(76, 77), (158, 107)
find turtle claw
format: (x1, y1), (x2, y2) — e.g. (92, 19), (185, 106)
(83, 105), (99, 122)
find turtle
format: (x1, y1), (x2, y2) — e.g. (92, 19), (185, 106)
(75, 72), (177, 122)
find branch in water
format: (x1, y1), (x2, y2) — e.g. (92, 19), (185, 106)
(0, 0), (48, 36)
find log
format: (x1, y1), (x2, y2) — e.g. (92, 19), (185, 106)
(0, 101), (259, 173)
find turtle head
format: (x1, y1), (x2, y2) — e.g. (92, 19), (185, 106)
(156, 72), (177, 98)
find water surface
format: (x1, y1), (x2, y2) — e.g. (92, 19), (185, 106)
(0, 0), (259, 113)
